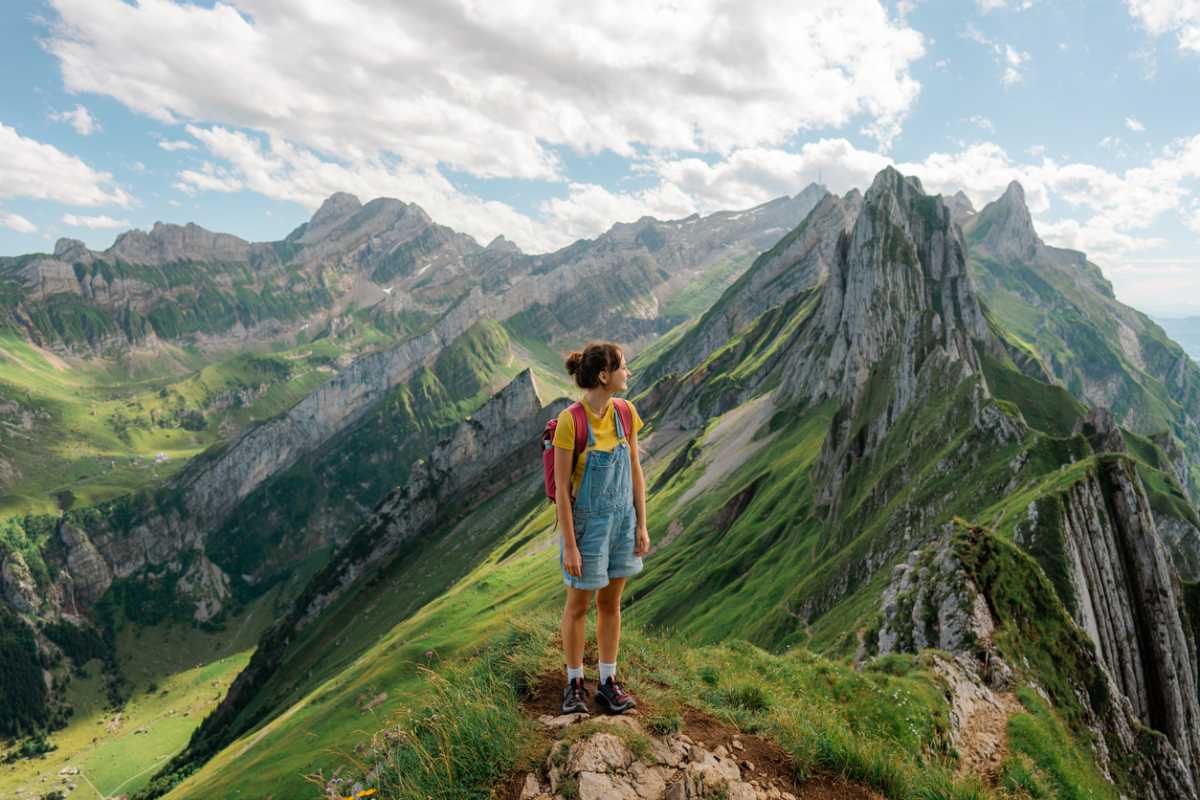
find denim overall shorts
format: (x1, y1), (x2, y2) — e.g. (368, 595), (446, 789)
(559, 404), (643, 590)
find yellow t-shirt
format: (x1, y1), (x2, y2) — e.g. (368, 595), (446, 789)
(552, 397), (645, 496)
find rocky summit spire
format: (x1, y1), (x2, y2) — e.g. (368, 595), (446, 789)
(969, 180), (1040, 260)
(298, 192), (363, 244)
(945, 190), (975, 226)
(780, 165), (993, 406)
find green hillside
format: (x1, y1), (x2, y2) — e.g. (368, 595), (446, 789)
(125, 169), (1200, 800)
(148, 347), (1143, 799)
(0, 323), (398, 517)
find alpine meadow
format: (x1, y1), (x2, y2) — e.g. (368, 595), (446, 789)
(2, 3), (1200, 800)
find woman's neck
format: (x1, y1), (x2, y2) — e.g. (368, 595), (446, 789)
(583, 387), (612, 415)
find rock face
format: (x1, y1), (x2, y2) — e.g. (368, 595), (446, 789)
(968, 181), (1038, 261)
(635, 188), (852, 389)
(56, 521), (114, 611)
(107, 222), (257, 265)
(645, 167), (1001, 439)
(1, 551), (41, 615)
(1015, 457), (1200, 784)
(945, 190), (976, 227)
(293, 368), (562, 629)
(781, 168), (993, 407)
(877, 534), (996, 657)
(878, 522), (1195, 796)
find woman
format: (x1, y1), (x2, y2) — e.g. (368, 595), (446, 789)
(552, 341), (650, 715)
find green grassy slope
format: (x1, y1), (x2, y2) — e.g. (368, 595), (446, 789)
(0, 326), (398, 517)
(152, 338), (1159, 799)
(0, 592), (278, 799)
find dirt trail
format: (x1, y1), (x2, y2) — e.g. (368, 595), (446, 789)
(500, 667), (884, 800)
(955, 688), (1022, 782)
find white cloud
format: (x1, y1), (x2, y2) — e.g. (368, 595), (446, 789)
(175, 125), (570, 252)
(1105, 259), (1200, 316)
(0, 123), (131, 206)
(1127, 0), (1200, 52)
(49, 103), (100, 135)
(158, 139), (195, 151)
(43, 0), (925, 173)
(1125, 116), (1146, 132)
(966, 115), (996, 132)
(964, 24), (1030, 86)
(978, 0), (1035, 11)
(0, 211), (38, 234)
(62, 213), (131, 229)
(174, 160), (243, 194)
(1002, 45), (1030, 85)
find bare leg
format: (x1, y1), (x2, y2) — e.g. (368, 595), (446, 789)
(595, 577), (627, 664)
(562, 586), (594, 671)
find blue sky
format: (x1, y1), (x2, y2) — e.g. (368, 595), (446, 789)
(2, 0), (1199, 315)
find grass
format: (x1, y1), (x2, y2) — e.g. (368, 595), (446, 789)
(0, 591), (277, 799)
(0, 327), (396, 517)
(1001, 689), (1119, 800)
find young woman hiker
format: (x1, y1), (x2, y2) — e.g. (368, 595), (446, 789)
(552, 341), (650, 715)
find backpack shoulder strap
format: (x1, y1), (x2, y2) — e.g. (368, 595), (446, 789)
(613, 397), (634, 440)
(569, 401), (588, 482)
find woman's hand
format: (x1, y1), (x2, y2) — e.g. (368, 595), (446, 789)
(563, 541), (582, 577)
(634, 524), (651, 557)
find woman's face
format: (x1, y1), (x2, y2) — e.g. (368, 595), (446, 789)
(602, 353), (631, 392)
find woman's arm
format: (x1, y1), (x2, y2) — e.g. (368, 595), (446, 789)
(555, 444), (582, 576)
(629, 429), (650, 556)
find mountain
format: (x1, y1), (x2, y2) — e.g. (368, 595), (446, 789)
(0, 187), (827, 357)
(122, 167), (1200, 800)
(963, 180), (1200, 575)
(0, 185), (832, 783)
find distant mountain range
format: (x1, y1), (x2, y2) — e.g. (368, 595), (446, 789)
(3, 170), (1200, 800)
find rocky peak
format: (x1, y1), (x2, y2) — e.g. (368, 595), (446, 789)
(296, 191), (363, 244)
(53, 237), (92, 264)
(969, 179), (1040, 260)
(107, 221), (253, 265)
(945, 190), (976, 226)
(486, 234), (522, 254)
(774, 166), (1002, 510)
(784, 165), (991, 402)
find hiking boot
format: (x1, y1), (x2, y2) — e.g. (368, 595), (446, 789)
(561, 677), (588, 715)
(595, 675), (636, 714)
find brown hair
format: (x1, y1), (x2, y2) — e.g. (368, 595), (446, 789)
(564, 341), (624, 389)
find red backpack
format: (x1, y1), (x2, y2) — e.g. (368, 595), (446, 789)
(542, 398), (634, 503)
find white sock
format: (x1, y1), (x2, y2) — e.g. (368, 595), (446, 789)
(599, 661), (616, 683)
(567, 664), (584, 682)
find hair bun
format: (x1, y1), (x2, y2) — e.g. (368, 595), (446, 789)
(565, 351), (583, 376)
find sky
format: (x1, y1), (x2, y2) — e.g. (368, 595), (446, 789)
(1, 0), (1200, 317)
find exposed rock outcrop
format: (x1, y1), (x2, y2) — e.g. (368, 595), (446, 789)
(1, 550), (41, 615)
(879, 524), (1200, 799)
(1014, 457), (1200, 783)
